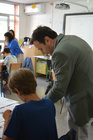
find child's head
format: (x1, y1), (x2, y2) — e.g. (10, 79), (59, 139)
(3, 47), (11, 56)
(8, 68), (37, 95)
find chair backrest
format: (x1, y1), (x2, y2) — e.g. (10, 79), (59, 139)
(0, 64), (2, 73)
(9, 63), (22, 72)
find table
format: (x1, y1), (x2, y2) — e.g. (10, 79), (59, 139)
(0, 97), (18, 139)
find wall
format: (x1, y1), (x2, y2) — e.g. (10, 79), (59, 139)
(19, 4), (27, 39)
(19, 0), (93, 39)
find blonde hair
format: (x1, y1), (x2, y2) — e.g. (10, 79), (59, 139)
(8, 68), (37, 95)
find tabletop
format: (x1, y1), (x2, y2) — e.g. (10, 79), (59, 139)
(34, 55), (51, 60)
(0, 97), (18, 139)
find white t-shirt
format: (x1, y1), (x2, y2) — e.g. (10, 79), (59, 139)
(4, 55), (17, 71)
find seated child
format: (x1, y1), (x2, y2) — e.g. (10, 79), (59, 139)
(2, 47), (17, 90)
(2, 68), (76, 140)
(3, 47), (17, 73)
(2, 68), (58, 140)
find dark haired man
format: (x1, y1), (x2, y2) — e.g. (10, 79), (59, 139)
(31, 26), (93, 140)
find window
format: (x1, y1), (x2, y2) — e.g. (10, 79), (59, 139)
(0, 3), (14, 15)
(0, 3), (19, 51)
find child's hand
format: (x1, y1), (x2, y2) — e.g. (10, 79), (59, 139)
(3, 110), (12, 121)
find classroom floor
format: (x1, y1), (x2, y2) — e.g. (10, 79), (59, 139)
(0, 76), (68, 138)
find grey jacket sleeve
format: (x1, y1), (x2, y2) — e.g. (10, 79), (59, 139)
(45, 52), (74, 103)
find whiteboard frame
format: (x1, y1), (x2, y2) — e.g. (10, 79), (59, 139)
(63, 12), (93, 49)
(63, 12), (93, 34)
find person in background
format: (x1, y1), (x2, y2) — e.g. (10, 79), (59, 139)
(2, 47), (17, 90)
(3, 47), (17, 72)
(3, 29), (18, 49)
(9, 29), (19, 43)
(30, 26), (93, 140)
(4, 32), (24, 63)
(0, 29), (19, 56)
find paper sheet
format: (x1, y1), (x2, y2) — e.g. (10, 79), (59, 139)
(0, 97), (18, 109)
(0, 98), (19, 138)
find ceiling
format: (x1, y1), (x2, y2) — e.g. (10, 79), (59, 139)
(1, 0), (60, 4)
(0, 0), (87, 5)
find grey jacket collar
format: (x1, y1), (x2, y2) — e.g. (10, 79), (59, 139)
(54, 34), (64, 49)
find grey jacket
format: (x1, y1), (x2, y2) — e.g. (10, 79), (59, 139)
(45, 34), (93, 127)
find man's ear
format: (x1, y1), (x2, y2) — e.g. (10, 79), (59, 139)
(44, 36), (50, 44)
(15, 88), (22, 96)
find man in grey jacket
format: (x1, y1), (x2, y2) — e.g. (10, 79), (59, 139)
(31, 26), (93, 140)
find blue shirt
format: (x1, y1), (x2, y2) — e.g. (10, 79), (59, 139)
(4, 98), (58, 140)
(7, 39), (23, 56)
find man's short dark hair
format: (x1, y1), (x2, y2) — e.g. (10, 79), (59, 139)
(3, 47), (10, 54)
(4, 32), (14, 42)
(30, 26), (57, 44)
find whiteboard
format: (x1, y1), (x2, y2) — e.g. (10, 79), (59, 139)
(63, 12), (93, 49)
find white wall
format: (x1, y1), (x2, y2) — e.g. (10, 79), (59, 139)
(19, 4), (27, 39)
(19, 0), (93, 39)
